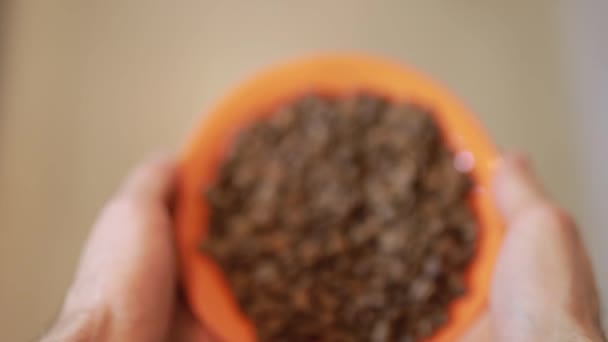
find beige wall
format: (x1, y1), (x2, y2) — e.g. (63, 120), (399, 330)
(0, 1), (603, 340)
(561, 1), (608, 325)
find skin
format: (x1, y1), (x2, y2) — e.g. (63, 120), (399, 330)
(41, 154), (605, 342)
(463, 155), (604, 342)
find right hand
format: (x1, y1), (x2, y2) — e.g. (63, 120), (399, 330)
(465, 155), (605, 341)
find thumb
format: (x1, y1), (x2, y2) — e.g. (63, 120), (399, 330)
(49, 156), (177, 341)
(491, 155), (603, 341)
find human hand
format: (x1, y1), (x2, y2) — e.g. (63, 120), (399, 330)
(42, 155), (604, 342)
(41, 156), (215, 342)
(464, 155), (605, 341)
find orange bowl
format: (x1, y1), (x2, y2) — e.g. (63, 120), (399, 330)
(176, 54), (504, 342)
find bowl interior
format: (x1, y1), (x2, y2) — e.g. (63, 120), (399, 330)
(176, 55), (504, 342)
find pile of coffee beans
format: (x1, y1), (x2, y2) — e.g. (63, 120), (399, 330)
(202, 94), (477, 341)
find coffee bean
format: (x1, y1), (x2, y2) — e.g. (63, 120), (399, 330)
(371, 319), (391, 342)
(291, 288), (311, 311)
(409, 277), (437, 302)
(254, 262), (279, 284)
(423, 255), (444, 278)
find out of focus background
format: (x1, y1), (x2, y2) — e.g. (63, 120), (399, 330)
(1, 1), (606, 340)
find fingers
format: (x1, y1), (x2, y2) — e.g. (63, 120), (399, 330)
(54, 155), (178, 341)
(118, 154), (176, 204)
(494, 154), (549, 223)
(74, 154), (177, 290)
(490, 154), (603, 341)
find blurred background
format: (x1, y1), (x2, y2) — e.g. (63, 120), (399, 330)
(0, 1), (606, 340)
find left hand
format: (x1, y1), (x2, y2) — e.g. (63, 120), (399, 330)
(42, 156), (215, 342)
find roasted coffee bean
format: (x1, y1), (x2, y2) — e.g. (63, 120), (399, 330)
(409, 277), (437, 302)
(202, 94), (477, 341)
